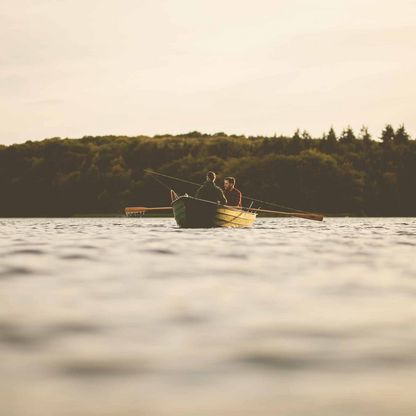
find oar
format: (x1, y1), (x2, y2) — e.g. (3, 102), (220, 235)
(125, 206), (173, 214)
(251, 207), (323, 221)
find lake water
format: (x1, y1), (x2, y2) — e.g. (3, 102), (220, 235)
(0, 217), (415, 416)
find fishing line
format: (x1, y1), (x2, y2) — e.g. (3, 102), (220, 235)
(145, 169), (200, 188)
(148, 172), (172, 191)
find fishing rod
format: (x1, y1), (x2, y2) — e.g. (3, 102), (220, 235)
(143, 169), (320, 216)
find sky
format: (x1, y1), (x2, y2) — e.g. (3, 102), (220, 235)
(1, 0), (416, 145)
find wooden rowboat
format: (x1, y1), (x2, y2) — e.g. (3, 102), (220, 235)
(125, 191), (257, 228)
(172, 195), (256, 228)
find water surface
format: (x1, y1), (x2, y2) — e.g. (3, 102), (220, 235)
(1, 218), (415, 416)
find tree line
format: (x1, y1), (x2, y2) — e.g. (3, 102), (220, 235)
(0, 125), (415, 216)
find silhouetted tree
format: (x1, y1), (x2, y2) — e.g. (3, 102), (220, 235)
(320, 127), (338, 153)
(359, 126), (371, 143)
(394, 125), (410, 145)
(288, 129), (303, 153)
(381, 124), (395, 145)
(339, 126), (356, 144)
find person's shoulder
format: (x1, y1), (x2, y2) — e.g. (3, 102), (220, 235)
(234, 187), (242, 195)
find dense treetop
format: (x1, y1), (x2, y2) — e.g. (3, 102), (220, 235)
(0, 125), (415, 216)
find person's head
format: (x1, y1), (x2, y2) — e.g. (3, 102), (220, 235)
(224, 176), (236, 191)
(206, 171), (216, 182)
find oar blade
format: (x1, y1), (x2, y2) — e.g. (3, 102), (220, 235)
(125, 206), (173, 214)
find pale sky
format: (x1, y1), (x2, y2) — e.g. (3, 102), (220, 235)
(1, 0), (415, 145)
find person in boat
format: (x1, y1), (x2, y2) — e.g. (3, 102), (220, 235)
(195, 171), (227, 204)
(223, 176), (242, 207)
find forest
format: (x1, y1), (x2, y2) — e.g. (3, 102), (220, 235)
(0, 125), (415, 217)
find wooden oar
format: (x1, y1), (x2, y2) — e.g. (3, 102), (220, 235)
(125, 206), (173, 214)
(251, 207), (323, 221)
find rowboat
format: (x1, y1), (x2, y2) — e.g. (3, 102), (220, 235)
(172, 194), (256, 228)
(125, 193), (257, 228)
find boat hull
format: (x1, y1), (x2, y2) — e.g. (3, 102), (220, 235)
(172, 196), (256, 228)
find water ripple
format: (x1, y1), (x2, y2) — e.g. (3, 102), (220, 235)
(1, 217), (416, 415)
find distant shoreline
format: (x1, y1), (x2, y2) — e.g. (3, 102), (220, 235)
(1, 130), (415, 217)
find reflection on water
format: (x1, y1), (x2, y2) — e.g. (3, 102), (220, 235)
(0, 218), (416, 416)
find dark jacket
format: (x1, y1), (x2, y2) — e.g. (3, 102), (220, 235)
(195, 181), (227, 204)
(224, 187), (242, 207)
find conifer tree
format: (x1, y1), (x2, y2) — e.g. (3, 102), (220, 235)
(339, 126), (356, 143)
(359, 126), (371, 142)
(394, 125), (410, 144)
(380, 124), (395, 144)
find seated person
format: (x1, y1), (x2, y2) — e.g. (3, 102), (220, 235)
(223, 176), (242, 207)
(195, 171), (227, 204)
